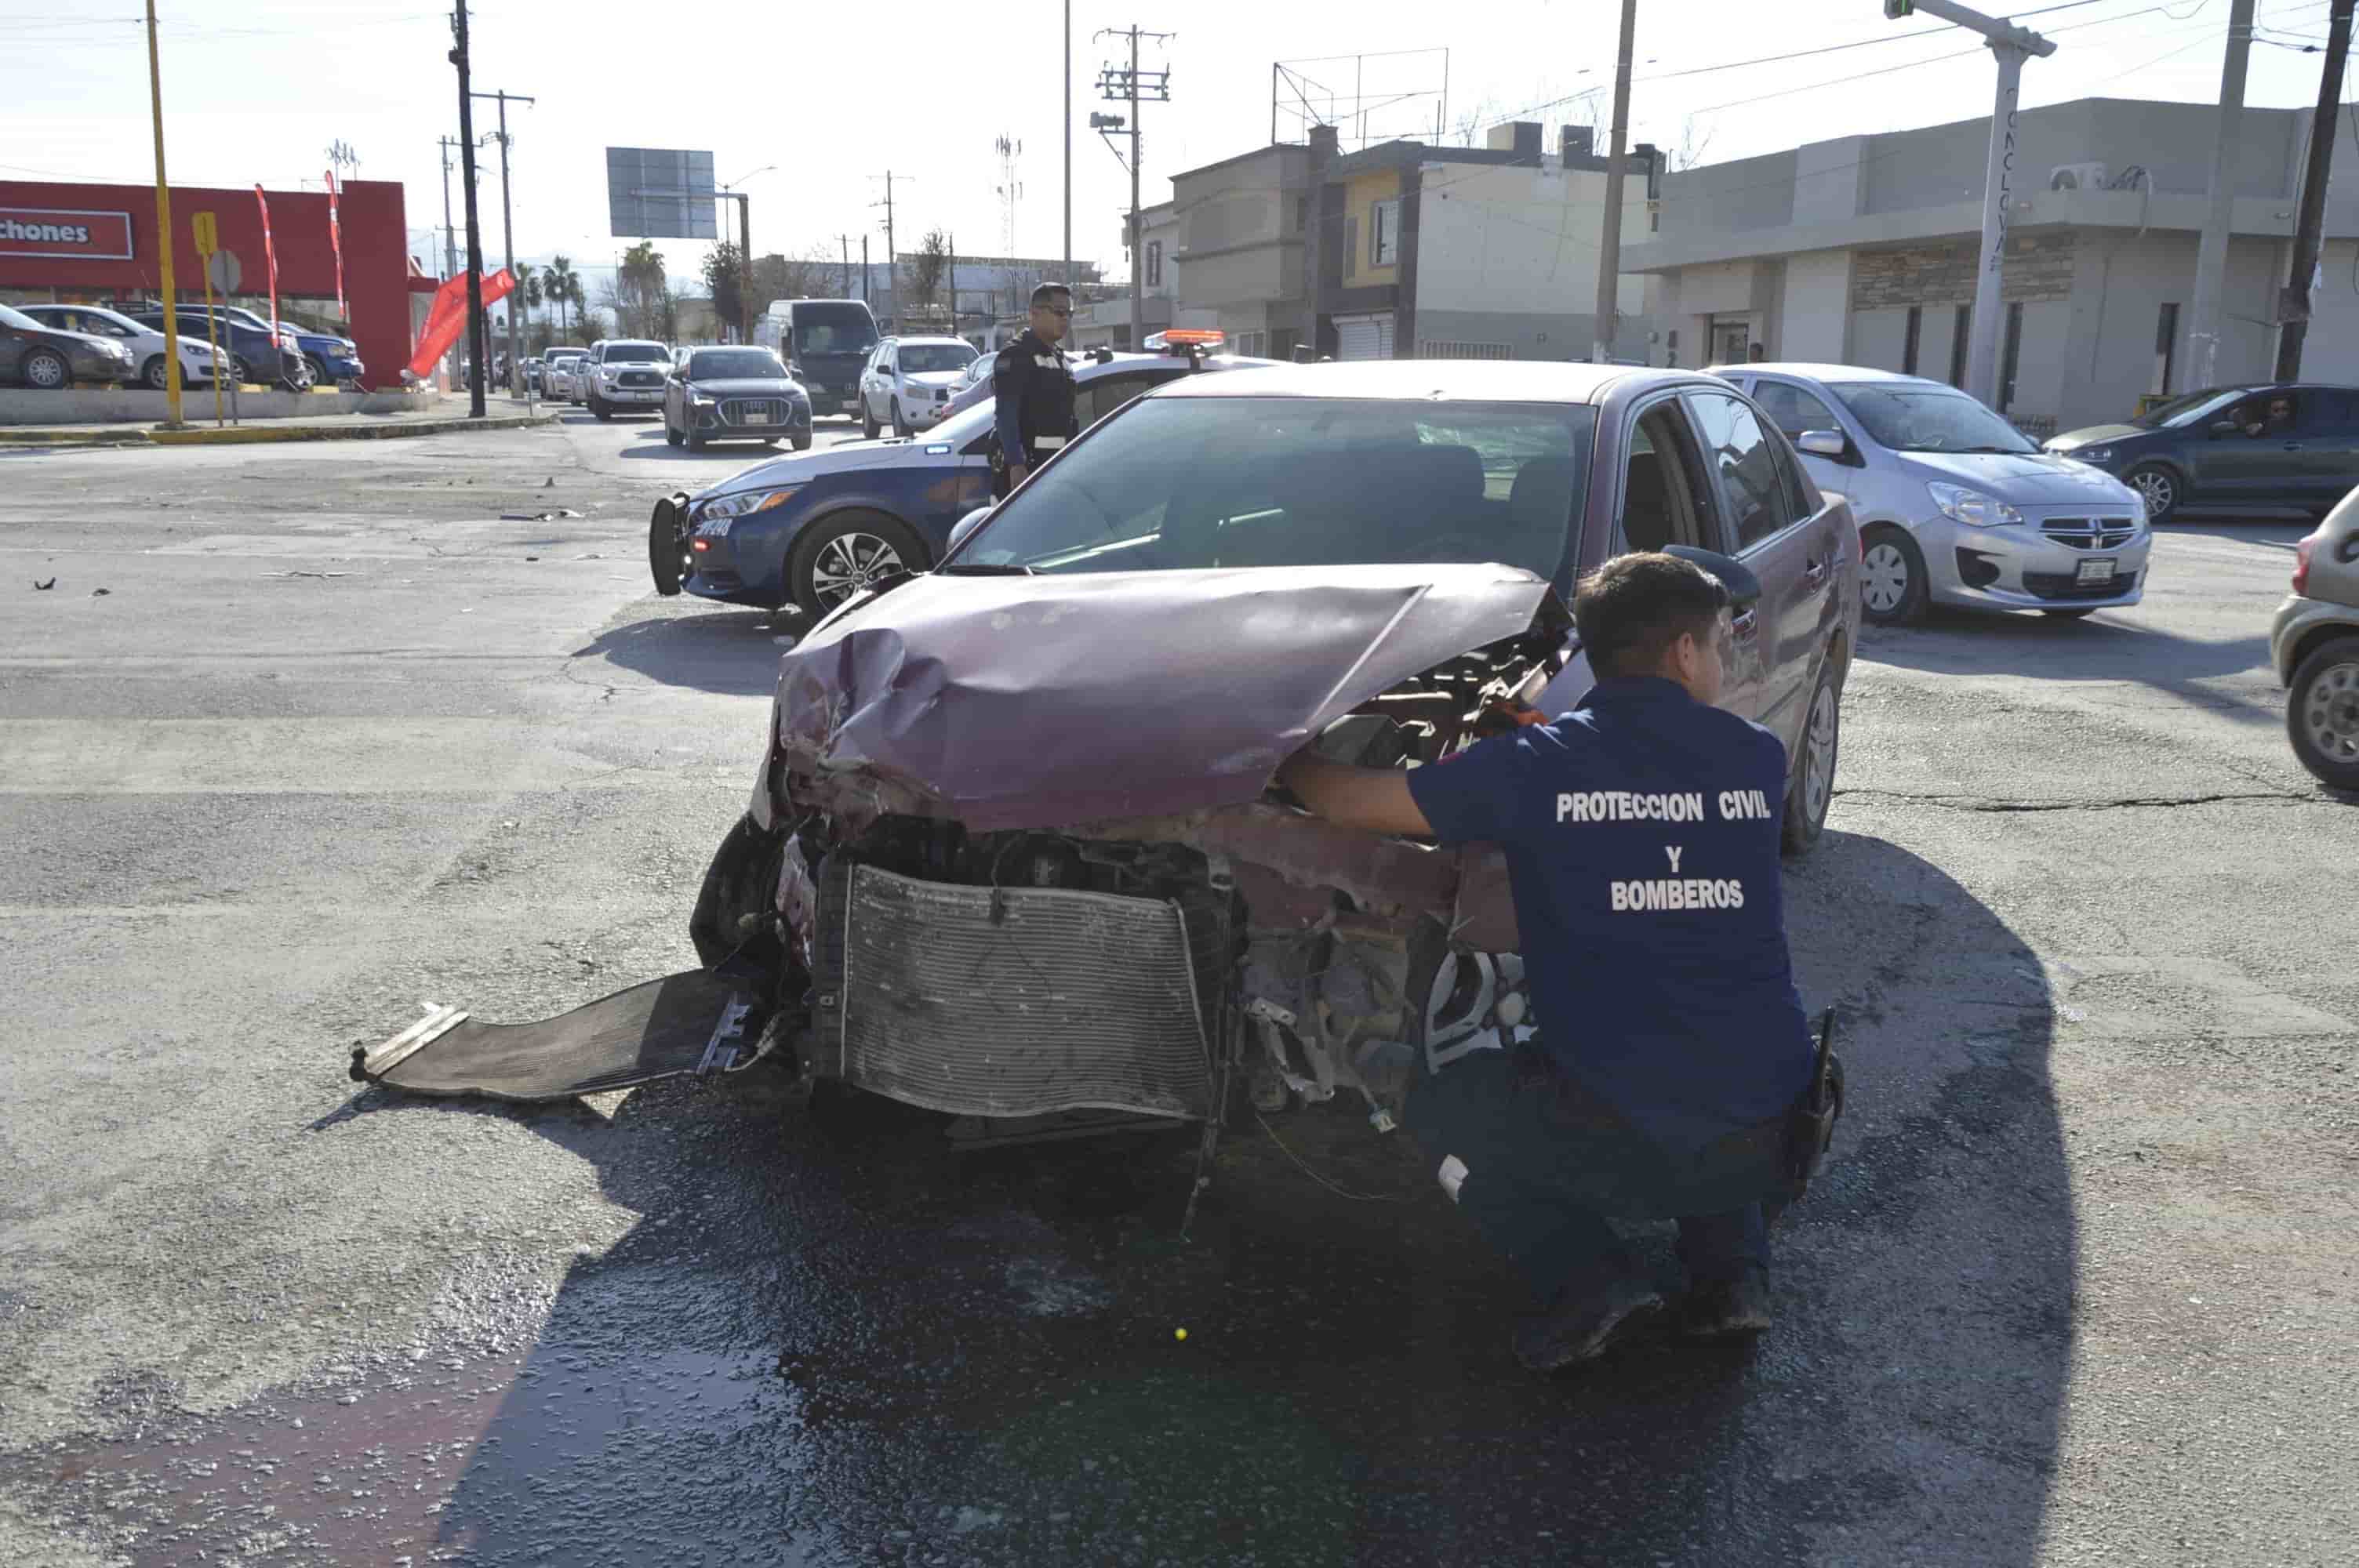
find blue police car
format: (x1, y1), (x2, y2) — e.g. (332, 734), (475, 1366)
(649, 352), (1271, 619)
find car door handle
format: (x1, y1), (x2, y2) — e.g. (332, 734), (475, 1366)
(1801, 558), (1829, 588)
(1732, 608), (1759, 638)
(2283, 441), (2304, 451)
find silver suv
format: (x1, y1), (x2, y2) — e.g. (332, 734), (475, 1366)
(2273, 488), (2359, 789)
(1715, 364), (2151, 623)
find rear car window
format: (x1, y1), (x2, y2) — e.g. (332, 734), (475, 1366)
(954, 396), (1596, 583)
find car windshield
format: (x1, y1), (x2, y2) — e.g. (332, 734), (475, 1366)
(602, 342), (669, 363)
(2133, 387), (2251, 429)
(1828, 382), (2037, 454)
(900, 344), (973, 374)
(792, 304), (878, 355)
(951, 396), (1595, 580)
(688, 349), (784, 379)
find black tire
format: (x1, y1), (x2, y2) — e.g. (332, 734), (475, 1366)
(20, 348), (70, 390)
(1783, 656), (1841, 856)
(231, 355), (254, 387)
(304, 354), (329, 387)
(861, 399), (880, 439)
(2042, 608), (2099, 619)
(792, 435), (812, 452)
(141, 354), (172, 391)
(663, 419), (683, 448)
(789, 511), (926, 619)
(1858, 526), (1928, 625)
(281, 356), (315, 393)
(591, 395), (612, 422)
(2125, 461), (2181, 524)
(2287, 633), (2359, 790)
(891, 398), (912, 438)
(648, 499), (689, 597)
(685, 429), (705, 452)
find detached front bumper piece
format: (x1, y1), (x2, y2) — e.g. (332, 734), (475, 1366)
(809, 862), (1219, 1122)
(350, 970), (766, 1102)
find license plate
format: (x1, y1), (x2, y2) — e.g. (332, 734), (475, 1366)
(2075, 557), (2116, 584)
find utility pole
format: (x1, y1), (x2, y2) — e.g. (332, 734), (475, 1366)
(143, 0), (184, 429)
(2189, 0), (2255, 392)
(861, 234), (870, 301)
(1882, 0), (2055, 407)
(1097, 27), (1172, 351)
(451, 0), (487, 419)
(1592, 0), (1637, 364)
(839, 234), (852, 297)
(1064, 0), (1073, 285)
(871, 171), (907, 329)
(470, 86), (535, 397)
(437, 136), (460, 278)
(2277, 0), (2355, 379)
(948, 234), (958, 341)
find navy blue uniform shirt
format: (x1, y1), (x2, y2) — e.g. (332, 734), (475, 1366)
(1406, 675), (1814, 1156)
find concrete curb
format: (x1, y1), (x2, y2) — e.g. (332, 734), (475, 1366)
(2, 412), (557, 448)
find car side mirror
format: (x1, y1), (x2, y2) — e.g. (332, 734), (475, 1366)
(1663, 544), (1763, 610)
(947, 506), (994, 556)
(1796, 428), (1848, 459)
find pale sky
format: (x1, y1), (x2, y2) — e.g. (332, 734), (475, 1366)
(0, 0), (2341, 298)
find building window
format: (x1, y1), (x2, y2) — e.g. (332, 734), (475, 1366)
(1949, 305), (1972, 389)
(1372, 198), (1400, 267)
(2154, 301), (2180, 396)
(1295, 195), (1309, 234)
(1145, 241), (1162, 289)
(1902, 306), (1921, 376)
(2000, 300), (2024, 412)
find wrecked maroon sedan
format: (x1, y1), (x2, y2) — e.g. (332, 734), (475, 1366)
(356, 362), (1857, 1139)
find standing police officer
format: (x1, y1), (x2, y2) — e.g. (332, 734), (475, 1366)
(991, 281), (1078, 499)
(1278, 552), (1819, 1374)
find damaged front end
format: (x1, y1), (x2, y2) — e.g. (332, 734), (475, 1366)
(692, 564), (1571, 1134)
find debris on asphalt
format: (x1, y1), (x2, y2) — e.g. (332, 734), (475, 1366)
(500, 509), (582, 521)
(34, 577), (54, 590)
(90, 587), (109, 597)
(264, 571), (351, 579)
(526, 555), (540, 561)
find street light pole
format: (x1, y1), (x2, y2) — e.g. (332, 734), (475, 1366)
(471, 87), (536, 400)
(1881, 0), (2055, 408)
(1064, 0), (1073, 285)
(1591, 0), (1637, 364)
(143, 0), (184, 428)
(452, 0), (486, 418)
(2187, 0), (2255, 391)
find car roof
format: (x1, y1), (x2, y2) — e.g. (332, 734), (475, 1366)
(1719, 363), (1954, 387)
(1153, 358), (1661, 404)
(892, 336), (971, 350)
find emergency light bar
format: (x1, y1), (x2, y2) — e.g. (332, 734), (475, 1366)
(1144, 328), (1224, 354)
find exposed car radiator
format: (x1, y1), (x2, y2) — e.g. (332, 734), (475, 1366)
(812, 862), (1219, 1120)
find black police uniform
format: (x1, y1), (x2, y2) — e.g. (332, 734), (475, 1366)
(1400, 674), (1817, 1308)
(990, 328), (1078, 499)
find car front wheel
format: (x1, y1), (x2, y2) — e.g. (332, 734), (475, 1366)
(790, 512), (925, 619)
(648, 499), (689, 597)
(591, 395), (611, 421)
(2288, 633), (2359, 790)
(1859, 527), (1928, 624)
(861, 397), (879, 439)
(2125, 462), (2180, 524)
(1783, 656), (1841, 855)
(142, 355), (173, 391)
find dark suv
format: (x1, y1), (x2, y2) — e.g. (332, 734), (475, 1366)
(128, 306), (300, 390)
(2047, 383), (2359, 522)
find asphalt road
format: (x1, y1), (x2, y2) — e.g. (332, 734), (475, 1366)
(2, 408), (2353, 1566)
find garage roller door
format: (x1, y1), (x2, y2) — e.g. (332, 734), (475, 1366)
(1335, 313), (1395, 361)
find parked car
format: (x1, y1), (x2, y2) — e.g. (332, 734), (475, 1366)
(679, 361), (1854, 1127)
(2045, 383), (2359, 524)
(542, 347), (590, 401)
(127, 306), (304, 390)
(662, 346), (812, 452)
(647, 352), (1272, 618)
(584, 339), (673, 419)
(523, 356), (543, 392)
(20, 303), (218, 390)
(1717, 363), (2150, 623)
(2273, 488), (2359, 789)
(858, 335), (976, 437)
(277, 320), (364, 387)
(754, 298), (880, 418)
(0, 302), (136, 388)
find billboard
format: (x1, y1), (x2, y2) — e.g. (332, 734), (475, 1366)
(605, 148), (717, 240)
(0, 207), (134, 260)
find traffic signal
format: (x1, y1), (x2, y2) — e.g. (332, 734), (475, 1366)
(1885, 0), (1914, 15)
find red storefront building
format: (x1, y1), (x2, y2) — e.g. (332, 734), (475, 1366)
(0, 178), (418, 390)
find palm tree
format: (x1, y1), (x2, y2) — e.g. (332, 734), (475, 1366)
(546, 254), (578, 339)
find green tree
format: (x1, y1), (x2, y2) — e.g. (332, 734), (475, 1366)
(908, 228), (951, 308)
(703, 241), (745, 341)
(546, 253), (580, 338)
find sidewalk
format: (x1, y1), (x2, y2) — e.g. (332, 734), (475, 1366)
(1, 397), (560, 449)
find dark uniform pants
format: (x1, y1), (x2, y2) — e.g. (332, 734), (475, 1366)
(1405, 1043), (1800, 1305)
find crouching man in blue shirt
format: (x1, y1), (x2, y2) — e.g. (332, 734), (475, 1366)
(1278, 552), (1817, 1374)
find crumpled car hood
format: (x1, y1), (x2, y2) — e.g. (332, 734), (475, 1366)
(772, 564), (1559, 831)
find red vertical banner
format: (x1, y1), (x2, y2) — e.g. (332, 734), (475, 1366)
(325, 171), (346, 319)
(253, 184), (280, 336)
